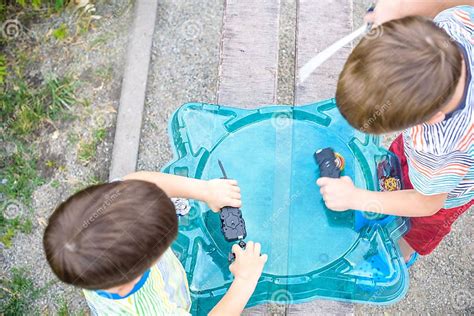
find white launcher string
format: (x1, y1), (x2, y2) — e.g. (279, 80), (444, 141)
(298, 25), (369, 84)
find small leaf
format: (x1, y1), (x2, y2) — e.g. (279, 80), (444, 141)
(55, 0), (65, 11)
(16, 0), (26, 7)
(52, 23), (69, 41)
(32, 0), (41, 10)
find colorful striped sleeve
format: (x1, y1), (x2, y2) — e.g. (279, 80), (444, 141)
(434, 5), (474, 44)
(404, 136), (472, 196)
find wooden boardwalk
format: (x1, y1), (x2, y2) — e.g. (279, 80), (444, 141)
(217, 0), (356, 314)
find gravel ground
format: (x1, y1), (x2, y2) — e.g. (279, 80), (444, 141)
(137, 0), (225, 171)
(1, 0), (134, 313)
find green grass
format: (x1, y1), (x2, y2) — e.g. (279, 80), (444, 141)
(12, 0), (68, 11)
(0, 268), (48, 315)
(67, 131), (79, 145)
(0, 141), (41, 247)
(95, 65), (114, 81)
(0, 0), (98, 47)
(0, 55), (7, 85)
(57, 298), (70, 316)
(57, 299), (88, 316)
(89, 32), (115, 49)
(0, 268), (80, 315)
(0, 216), (32, 248)
(0, 61), (80, 246)
(50, 179), (60, 188)
(52, 23), (69, 41)
(78, 127), (106, 164)
(73, 173), (102, 194)
(0, 143), (44, 202)
(1, 76), (79, 137)
(0, 1), (69, 22)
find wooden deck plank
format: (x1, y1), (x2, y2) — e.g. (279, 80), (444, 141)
(217, 0), (358, 313)
(287, 300), (354, 315)
(217, 0), (281, 108)
(291, 0), (356, 313)
(295, 0), (354, 104)
(216, 1), (286, 314)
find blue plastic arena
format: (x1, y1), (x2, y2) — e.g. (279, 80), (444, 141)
(162, 99), (410, 315)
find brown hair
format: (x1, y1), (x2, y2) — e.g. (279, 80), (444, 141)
(43, 180), (177, 290)
(336, 16), (462, 134)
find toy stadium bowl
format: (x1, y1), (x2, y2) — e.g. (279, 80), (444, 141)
(162, 99), (410, 315)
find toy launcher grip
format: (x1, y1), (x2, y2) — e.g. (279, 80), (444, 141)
(315, 148), (341, 179)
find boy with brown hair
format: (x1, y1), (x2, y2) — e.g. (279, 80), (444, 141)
(43, 172), (267, 315)
(318, 1), (473, 265)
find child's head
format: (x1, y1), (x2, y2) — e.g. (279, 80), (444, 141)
(43, 180), (177, 290)
(336, 16), (463, 134)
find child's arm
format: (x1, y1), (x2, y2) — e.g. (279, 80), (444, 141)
(209, 241), (268, 316)
(123, 171), (241, 212)
(366, 0), (474, 25)
(317, 176), (448, 217)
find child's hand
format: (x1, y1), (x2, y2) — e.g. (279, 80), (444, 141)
(316, 176), (358, 211)
(209, 242), (267, 315)
(229, 241), (267, 285)
(205, 179), (242, 212)
(365, 0), (403, 26)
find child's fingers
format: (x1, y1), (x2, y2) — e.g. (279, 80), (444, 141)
(210, 206), (221, 213)
(226, 198), (242, 208)
(232, 244), (244, 256)
(260, 254), (268, 264)
(364, 11), (375, 24)
(316, 177), (330, 186)
(230, 192), (241, 200)
(317, 177), (343, 188)
(226, 179), (239, 186)
(231, 186), (241, 193)
(341, 176), (352, 184)
(246, 241), (254, 252)
(254, 242), (261, 255)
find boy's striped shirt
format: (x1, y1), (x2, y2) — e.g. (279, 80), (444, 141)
(83, 248), (191, 315)
(403, 5), (473, 209)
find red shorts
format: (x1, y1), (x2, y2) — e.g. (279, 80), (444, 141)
(389, 135), (473, 255)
